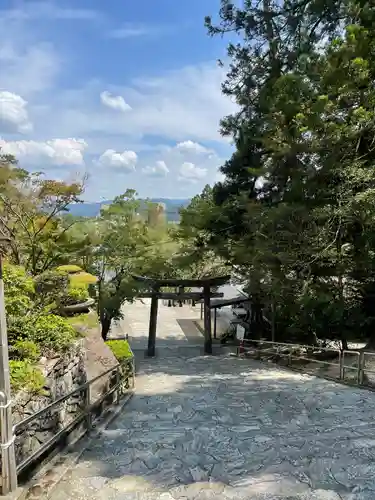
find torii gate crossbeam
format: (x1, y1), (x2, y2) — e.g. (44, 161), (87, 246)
(132, 275), (230, 356)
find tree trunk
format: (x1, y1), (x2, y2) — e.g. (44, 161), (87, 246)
(249, 300), (263, 340)
(271, 298), (276, 343)
(100, 313), (112, 340)
(306, 330), (319, 346)
(341, 337), (348, 351)
(337, 229), (348, 352)
(364, 335), (375, 351)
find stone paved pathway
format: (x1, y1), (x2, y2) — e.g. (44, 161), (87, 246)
(111, 300), (204, 350)
(48, 348), (375, 499)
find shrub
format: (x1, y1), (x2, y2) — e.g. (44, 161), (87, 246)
(34, 269), (69, 310)
(70, 272), (98, 285)
(30, 315), (77, 352)
(7, 315), (34, 345)
(8, 314), (77, 352)
(70, 285), (89, 301)
(11, 340), (41, 363)
(4, 263), (34, 316)
(10, 361), (45, 394)
(106, 340), (133, 361)
(56, 264), (83, 274)
(61, 285), (90, 306)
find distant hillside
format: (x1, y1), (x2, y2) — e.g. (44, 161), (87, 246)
(67, 198), (191, 222)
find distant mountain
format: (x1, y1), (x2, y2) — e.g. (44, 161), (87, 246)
(67, 198), (191, 221)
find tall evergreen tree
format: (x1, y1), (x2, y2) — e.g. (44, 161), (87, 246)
(195, 0), (375, 346)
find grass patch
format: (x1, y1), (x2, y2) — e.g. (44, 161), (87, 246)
(106, 339), (133, 361)
(67, 313), (99, 329)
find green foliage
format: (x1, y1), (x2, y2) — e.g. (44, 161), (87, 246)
(69, 271), (98, 285)
(94, 189), (171, 338)
(0, 162), (85, 275)
(106, 340), (133, 361)
(62, 285), (90, 306)
(30, 315), (77, 351)
(56, 264), (83, 274)
(178, 185), (230, 279)
(10, 361), (45, 394)
(3, 262), (34, 316)
(194, 0), (375, 347)
(66, 313), (99, 329)
(11, 340), (41, 363)
(34, 269), (69, 310)
(33, 267), (95, 308)
(8, 314), (77, 352)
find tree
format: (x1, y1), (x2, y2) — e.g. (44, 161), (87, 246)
(91, 190), (179, 339)
(198, 0), (375, 347)
(177, 185), (229, 279)
(0, 156), (85, 274)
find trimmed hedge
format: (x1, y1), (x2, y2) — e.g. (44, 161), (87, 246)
(106, 340), (133, 361)
(56, 264), (83, 274)
(70, 272), (98, 285)
(8, 314), (77, 353)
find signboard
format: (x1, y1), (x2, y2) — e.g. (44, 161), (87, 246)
(236, 325), (245, 340)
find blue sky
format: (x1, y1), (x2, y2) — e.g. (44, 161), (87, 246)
(0, 0), (236, 201)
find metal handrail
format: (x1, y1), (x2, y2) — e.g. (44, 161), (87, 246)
(239, 339), (375, 388)
(14, 358), (133, 433)
(243, 338), (341, 352)
(3, 356), (135, 488)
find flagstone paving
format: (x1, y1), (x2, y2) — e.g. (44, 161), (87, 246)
(47, 348), (375, 499)
(111, 300), (204, 350)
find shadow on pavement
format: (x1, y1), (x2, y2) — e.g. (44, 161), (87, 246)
(49, 347), (375, 499)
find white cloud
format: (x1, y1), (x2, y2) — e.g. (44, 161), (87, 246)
(0, 42), (59, 97)
(0, 7), (233, 199)
(0, 3), (61, 98)
(83, 139), (227, 200)
(126, 63), (235, 142)
(108, 23), (173, 39)
(97, 149), (137, 171)
(142, 160), (169, 177)
(3, 3), (99, 21)
(40, 62), (236, 145)
(109, 24), (150, 39)
(176, 140), (211, 154)
(100, 91), (131, 112)
(0, 91), (32, 133)
(179, 162), (207, 182)
(0, 138), (87, 165)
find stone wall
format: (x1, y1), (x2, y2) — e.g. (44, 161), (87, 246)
(7, 325), (131, 476)
(12, 341), (87, 469)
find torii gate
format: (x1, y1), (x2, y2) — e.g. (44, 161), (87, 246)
(132, 275), (230, 356)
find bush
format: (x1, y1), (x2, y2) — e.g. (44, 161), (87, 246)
(61, 285), (90, 306)
(34, 269), (69, 310)
(10, 361), (45, 394)
(11, 340), (41, 363)
(4, 263), (34, 316)
(7, 315), (34, 345)
(106, 340), (133, 361)
(70, 272), (98, 285)
(31, 315), (77, 351)
(56, 264), (83, 274)
(8, 314), (77, 352)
